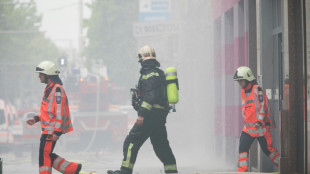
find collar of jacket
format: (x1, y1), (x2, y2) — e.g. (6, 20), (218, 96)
(244, 82), (253, 93)
(244, 80), (258, 93)
(46, 82), (55, 89)
(44, 82), (55, 98)
(49, 75), (63, 85)
(140, 59), (160, 74)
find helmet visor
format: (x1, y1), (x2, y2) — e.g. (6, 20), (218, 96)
(36, 67), (44, 72)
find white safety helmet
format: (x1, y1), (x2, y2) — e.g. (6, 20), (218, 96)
(233, 66), (255, 81)
(137, 45), (156, 62)
(36, 61), (60, 75)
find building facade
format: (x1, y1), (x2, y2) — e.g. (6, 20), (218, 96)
(213, 0), (310, 173)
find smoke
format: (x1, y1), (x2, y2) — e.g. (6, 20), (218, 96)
(1, 0), (239, 173)
(132, 0), (235, 172)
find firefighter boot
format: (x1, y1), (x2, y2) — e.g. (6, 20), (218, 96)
(75, 164), (82, 174)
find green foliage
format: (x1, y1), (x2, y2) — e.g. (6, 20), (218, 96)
(0, 0), (61, 104)
(0, 0), (60, 63)
(84, 0), (139, 88)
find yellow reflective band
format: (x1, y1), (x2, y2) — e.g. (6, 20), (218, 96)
(122, 162), (134, 169)
(153, 104), (165, 110)
(164, 164), (177, 171)
(141, 72), (159, 80)
(141, 101), (152, 110)
(122, 143), (134, 169)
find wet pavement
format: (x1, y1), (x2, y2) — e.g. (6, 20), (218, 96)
(1, 140), (235, 174)
(1, 150), (235, 174)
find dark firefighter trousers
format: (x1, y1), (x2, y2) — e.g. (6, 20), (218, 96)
(121, 109), (178, 174)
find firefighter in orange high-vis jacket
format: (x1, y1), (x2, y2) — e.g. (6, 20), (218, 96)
(26, 61), (85, 174)
(233, 66), (279, 172)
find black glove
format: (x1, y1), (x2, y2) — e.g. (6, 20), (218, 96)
(130, 88), (140, 111)
(132, 99), (140, 111)
(33, 115), (40, 122)
(256, 121), (263, 126)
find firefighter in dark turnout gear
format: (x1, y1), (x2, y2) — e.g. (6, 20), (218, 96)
(108, 45), (178, 174)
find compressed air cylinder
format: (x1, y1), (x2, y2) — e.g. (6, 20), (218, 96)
(165, 67), (179, 104)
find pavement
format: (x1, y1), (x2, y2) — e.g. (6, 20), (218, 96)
(0, 151), (232, 174)
(0, 143), (278, 174)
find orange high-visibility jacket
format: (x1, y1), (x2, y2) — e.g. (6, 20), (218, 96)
(241, 84), (268, 137)
(38, 82), (73, 135)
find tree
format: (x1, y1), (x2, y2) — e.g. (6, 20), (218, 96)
(0, 0), (61, 105)
(0, 0), (60, 63)
(84, 0), (139, 88)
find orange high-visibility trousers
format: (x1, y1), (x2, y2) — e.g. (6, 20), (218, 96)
(39, 135), (81, 174)
(237, 129), (279, 172)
